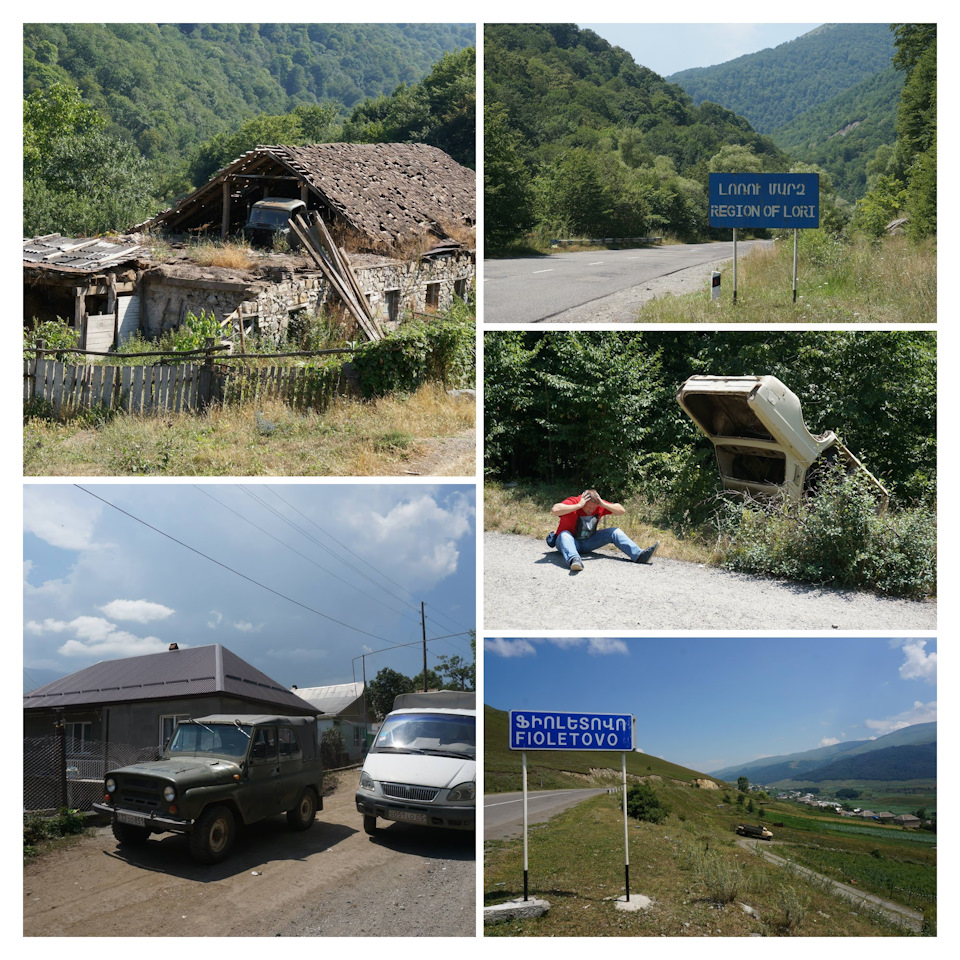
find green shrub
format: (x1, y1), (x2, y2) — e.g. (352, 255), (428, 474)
(714, 464), (936, 598)
(351, 310), (475, 398)
(24, 317), (81, 359)
(626, 782), (671, 824)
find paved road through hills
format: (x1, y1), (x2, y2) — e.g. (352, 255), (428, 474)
(484, 788), (609, 841)
(483, 240), (771, 323)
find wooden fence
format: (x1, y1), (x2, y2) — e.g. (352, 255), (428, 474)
(24, 341), (358, 417)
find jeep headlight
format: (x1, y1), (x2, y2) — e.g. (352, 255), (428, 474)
(447, 781), (475, 803)
(163, 785), (176, 803)
(105, 778), (116, 794)
(359, 771), (376, 792)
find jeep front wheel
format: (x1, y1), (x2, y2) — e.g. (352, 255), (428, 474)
(363, 814), (378, 835)
(286, 788), (317, 830)
(112, 820), (150, 846)
(189, 805), (236, 864)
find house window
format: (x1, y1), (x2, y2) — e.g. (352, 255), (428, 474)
(385, 289), (401, 323)
(454, 278), (468, 300)
(354, 725), (363, 747)
(160, 714), (190, 749)
(66, 722), (93, 754)
(425, 282), (441, 311)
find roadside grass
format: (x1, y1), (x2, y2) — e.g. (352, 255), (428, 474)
(637, 233), (935, 323)
(23, 383), (475, 477)
(484, 481), (712, 565)
(483, 790), (913, 937)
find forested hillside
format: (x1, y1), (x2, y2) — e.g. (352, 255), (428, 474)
(484, 23), (788, 250)
(773, 67), (903, 202)
(23, 23), (475, 237)
(667, 23), (897, 134)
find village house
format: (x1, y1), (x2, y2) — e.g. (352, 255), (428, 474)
(24, 142), (476, 347)
(292, 681), (368, 763)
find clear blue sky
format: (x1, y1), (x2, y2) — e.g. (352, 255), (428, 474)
(483, 637), (936, 774)
(579, 23), (822, 78)
(24, 483), (476, 694)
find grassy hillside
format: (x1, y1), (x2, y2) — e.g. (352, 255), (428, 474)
(484, 704), (720, 793)
(484, 784), (935, 935)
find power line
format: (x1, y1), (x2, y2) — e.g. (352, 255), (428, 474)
(74, 485), (406, 647)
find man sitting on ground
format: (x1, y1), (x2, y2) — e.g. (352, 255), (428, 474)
(548, 489), (658, 573)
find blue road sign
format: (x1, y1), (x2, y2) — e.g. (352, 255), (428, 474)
(509, 710), (634, 751)
(709, 173), (819, 229)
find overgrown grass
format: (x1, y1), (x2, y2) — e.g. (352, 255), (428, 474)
(484, 787), (920, 936)
(23, 383), (475, 477)
(23, 808), (86, 861)
(637, 233), (935, 323)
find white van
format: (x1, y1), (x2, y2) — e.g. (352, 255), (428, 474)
(355, 690), (475, 834)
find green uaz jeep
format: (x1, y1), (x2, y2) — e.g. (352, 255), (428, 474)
(94, 715), (323, 864)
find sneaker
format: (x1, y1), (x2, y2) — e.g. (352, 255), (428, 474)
(635, 541), (659, 564)
(570, 558), (584, 572)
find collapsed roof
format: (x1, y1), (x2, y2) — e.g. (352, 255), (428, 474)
(135, 143), (476, 252)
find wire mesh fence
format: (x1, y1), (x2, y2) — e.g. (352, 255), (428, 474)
(24, 735), (157, 813)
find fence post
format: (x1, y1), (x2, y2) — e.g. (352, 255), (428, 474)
(197, 338), (222, 411)
(55, 718), (68, 810)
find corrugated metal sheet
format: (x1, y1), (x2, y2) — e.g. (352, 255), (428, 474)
(294, 681), (364, 716)
(23, 234), (144, 273)
(23, 643), (316, 714)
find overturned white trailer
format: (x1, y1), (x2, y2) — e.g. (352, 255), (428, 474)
(676, 375), (888, 502)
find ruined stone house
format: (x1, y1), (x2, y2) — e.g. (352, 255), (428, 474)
(24, 142), (476, 346)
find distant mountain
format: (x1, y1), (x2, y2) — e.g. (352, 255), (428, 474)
(667, 23), (897, 134)
(803, 741), (936, 782)
(710, 722), (936, 784)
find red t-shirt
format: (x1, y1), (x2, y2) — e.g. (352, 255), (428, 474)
(554, 496), (610, 537)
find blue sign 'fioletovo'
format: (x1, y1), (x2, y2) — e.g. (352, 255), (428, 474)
(509, 710), (634, 751)
(709, 173), (819, 229)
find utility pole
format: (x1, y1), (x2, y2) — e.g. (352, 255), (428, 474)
(421, 602), (427, 691)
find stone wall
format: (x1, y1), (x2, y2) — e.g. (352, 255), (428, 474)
(140, 251), (474, 342)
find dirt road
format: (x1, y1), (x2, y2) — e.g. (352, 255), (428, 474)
(483, 532), (936, 630)
(735, 838), (923, 932)
(24, 778), (476, 937)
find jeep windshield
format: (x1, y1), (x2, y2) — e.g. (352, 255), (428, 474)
(167, 722), (252, 758)
(247, 208), (292, 227)
(371, 712), (475, 759)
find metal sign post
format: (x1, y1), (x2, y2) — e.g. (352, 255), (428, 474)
(510, 710), (635, 905)
(708, 172), (819, 303)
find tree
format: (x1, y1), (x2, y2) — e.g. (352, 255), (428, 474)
(435, 653), (475, 691)
(737, 776), (749, 794)
(366, 667), (414, 721)
(483, 100), (535, 250)
(320, 727), (347, 768)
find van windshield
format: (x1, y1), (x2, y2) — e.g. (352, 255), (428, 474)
(372, 713), (475, 760)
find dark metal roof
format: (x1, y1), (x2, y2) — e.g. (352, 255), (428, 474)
(23, 643), (317, 715)
(23, 234), (144, 274)
(136, 143), (475, 249)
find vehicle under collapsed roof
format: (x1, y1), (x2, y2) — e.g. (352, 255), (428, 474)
(676, 375), (888, 501)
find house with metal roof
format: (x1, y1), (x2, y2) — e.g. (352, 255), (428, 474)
(23, 642), (318, 752)
(292, 681), (367, 763)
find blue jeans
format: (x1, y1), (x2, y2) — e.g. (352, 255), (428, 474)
(557, 527), (642, 566)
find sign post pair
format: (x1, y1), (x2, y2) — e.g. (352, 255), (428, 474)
(509, 710), (636, 903)
(708, 172), (820, 303)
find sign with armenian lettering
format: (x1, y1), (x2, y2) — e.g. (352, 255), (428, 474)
(709, 173), (819, 229)
(509, 710), (635, 751)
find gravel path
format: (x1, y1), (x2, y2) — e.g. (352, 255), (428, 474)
(483, 532), (936, 631)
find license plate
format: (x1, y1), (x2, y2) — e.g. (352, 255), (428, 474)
(116, 811), (145, 827)
(386, 809), (428, 824)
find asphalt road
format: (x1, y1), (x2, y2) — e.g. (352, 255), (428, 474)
(484, 788), (608, 841)
(483, 241), (770, 323)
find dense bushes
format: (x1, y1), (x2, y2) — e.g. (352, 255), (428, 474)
(23, 807), (85, 858)
(714, 467), (936, 598)
(626, 782), (671, 824)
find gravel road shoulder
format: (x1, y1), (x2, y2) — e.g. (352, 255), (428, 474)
(483, 532), (936, 631)
(24, 779), (476, 937)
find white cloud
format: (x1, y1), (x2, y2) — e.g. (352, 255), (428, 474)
(23, 488), (102, 550)
(25, 613), (175, 659)
(897, 639), (937, 684)
(542, 638), (629, 655)
(819, 737), (840, 747)
(207, 611), (223, 629)
(100, 599), (175, 623)
(865, 700), (937, 737)
(484, 637), (537, 658)
(232, 620), (263, 633)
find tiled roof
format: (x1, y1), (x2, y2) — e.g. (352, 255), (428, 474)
(23, 643), (316, 715)
(136, 143), (475, 248)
